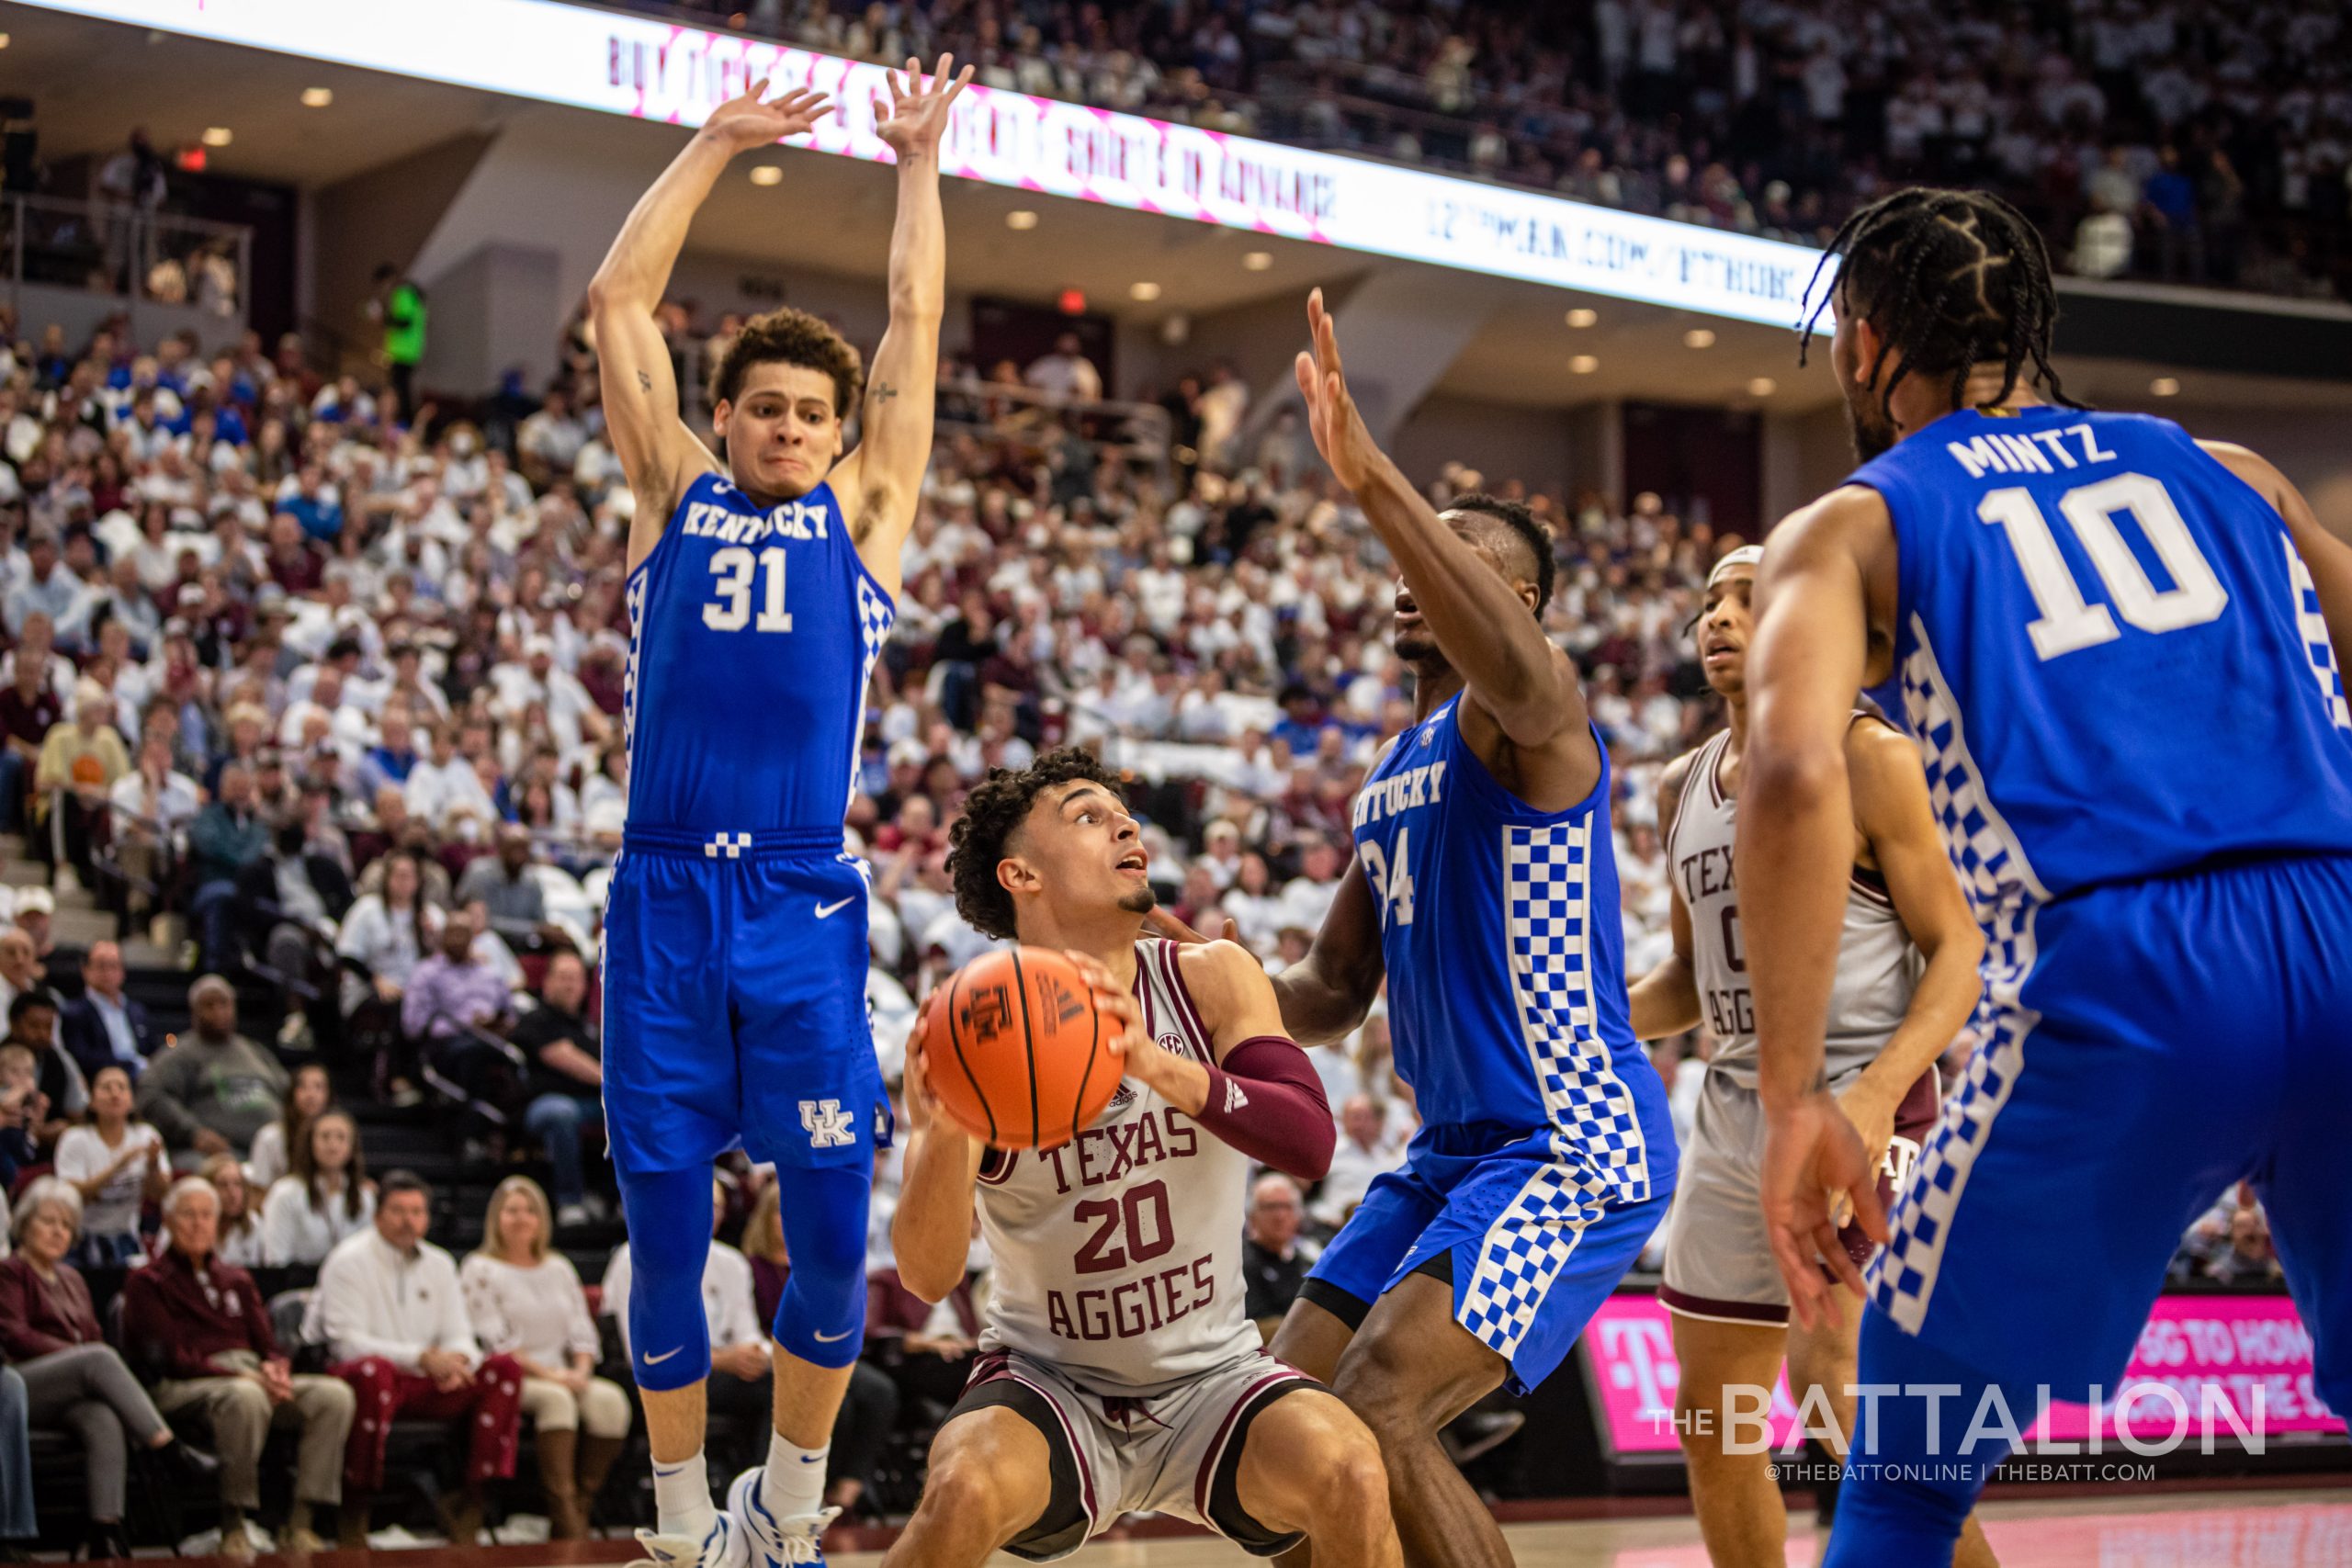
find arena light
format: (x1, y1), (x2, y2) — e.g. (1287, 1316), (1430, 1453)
(1129, 281), (1162, 302)
(5, 0), (1830, 328)
(1565, 308), (1598, 328)
(1568, 355), (1600, 375)
(0, 32), (11, 48)
(1004, 209), (1038, 231)
(201, 126), (233, 147)
(1747, 377), (1776, 397)
(1057, 288), (1087, 315)
(1683, 328), (1717, 349)
(749, 164), (783, 186)
(300, 86), (334, 107)
(1242, 251), (1274, 272)
(2150, 377), (2182, 397)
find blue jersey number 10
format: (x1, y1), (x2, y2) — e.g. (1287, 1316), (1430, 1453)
(1977, 472), (2229, 660)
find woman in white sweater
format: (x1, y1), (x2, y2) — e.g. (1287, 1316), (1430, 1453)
(243, 1062), (333, 1194)
(53, 1066), (168, 1267)
(458, 1178), (628, 1539)
(198, 1154), (269, 1269)
(259, 1111), (376, 1266)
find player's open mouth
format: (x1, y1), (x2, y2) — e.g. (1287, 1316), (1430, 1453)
(1394, 598), (1423, 628)
(1702, 637), (1740, 664)
(1115, 852), (1149, 874)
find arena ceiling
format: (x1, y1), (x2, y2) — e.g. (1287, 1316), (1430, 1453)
(7, 3), (2347, 419)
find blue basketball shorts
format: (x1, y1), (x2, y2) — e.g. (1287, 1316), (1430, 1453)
(1307, 1122), (1672, 1395)
(1866, 852), (2352, 1407)
(600, 825), (889, 1176)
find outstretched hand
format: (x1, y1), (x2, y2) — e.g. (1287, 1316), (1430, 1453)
(700, 77), (834, 154)
(1294, 288), (1382, 492)
(874, 54), (975, 161)
(1143, 907), (1241, 948)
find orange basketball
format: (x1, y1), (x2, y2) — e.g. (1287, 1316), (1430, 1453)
(922, 947), (1116, 1151)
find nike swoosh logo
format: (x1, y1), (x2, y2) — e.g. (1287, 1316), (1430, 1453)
(815, 897), (856, 919)
(642, 1347), (683, 1366)
(812, 1326), (855, 1343)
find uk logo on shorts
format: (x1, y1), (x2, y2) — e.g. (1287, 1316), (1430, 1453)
(800, 1100), (855, 1149)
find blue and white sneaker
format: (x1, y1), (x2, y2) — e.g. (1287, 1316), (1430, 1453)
(728, 1465), (840, 1566)
(628, 1512), (747, 1568)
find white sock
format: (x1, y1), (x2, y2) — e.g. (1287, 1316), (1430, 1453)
(761, 1429), (830, 1522)
(652, 1450), (717, 1542)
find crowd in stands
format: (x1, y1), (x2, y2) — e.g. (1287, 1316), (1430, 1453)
(639, 0), (2352, 303)
(0, 260), (2297, 1546)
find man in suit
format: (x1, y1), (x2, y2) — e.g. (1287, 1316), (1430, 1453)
(62, 942), (161, 1083)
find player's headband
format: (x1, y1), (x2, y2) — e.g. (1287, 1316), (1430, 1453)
(1706, 546), (1764, 588)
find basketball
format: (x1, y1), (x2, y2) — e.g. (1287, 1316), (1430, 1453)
(922, 947), (1117, 1151)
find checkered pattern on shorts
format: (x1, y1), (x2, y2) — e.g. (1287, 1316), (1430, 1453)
(2285, 533), (2351, 733)
(845, 574), (897, 821)
(1874, 626), (2047, 1334)
(1503, 819), (1651, 1203)
(622, 570), (648, 762)
(1458, 1160), (1605, 1360)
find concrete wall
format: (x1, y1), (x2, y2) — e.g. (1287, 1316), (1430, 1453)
(418, 243), (562, 397)
(309, 132), (496, 376)
(6, 283), (242, 357)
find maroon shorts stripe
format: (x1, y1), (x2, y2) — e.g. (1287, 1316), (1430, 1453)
(1658, 1283), (1791, 1327)
(1192, 1367), (1308, 1522)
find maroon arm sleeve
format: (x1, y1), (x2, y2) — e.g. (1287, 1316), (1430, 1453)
(1192, 1036), (1336, 1181)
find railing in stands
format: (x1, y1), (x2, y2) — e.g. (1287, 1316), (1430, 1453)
(3, 193), (252, 331)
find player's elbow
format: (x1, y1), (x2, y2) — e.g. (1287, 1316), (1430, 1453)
(1292, 1120), (1338, 1184)
(584, 272), (646, 318)
(1742, 737), (1842, 815)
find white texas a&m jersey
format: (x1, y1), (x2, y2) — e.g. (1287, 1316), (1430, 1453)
(974, 937), (1259, 1398)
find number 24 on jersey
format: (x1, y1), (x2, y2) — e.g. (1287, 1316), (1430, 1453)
(1361, 829), (1417, 928)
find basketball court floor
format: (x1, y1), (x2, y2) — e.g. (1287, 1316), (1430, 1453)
(170, 1488), (2350, 1565)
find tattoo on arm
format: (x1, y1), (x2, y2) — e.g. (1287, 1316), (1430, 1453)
(636, 370), (651, 393)
(872, 381), (898, 405)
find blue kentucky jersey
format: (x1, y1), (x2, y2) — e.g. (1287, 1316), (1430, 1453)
(1849, 406), (2352, 926)
(1351, 699), (1672, 1202)
(623, 472), (894, 836)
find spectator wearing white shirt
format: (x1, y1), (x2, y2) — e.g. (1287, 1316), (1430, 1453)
(3, 534), (79, 639)
(52, 1066), (169, 1266)
(1023, 333), (1103, 403)
(1311, 1095), (1403, 1232)
(402, 722), (495, 834)
(259, 1111), (376, 1266)
(307, 1173), (523, 1548)
(1273, 838), (1347, 934)
(243, 1062), (332, 1195)
(459, 1178), (629, 1540)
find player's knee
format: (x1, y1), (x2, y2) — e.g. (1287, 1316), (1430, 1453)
(917, 1444), (1024, 1537)
(1302, 1416), (1389, 1518)
(1330, 1333), (1433, 1438)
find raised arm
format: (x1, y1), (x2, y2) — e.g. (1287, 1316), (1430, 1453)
(839, 57), (972, 601)
(587, 80), (831, 571)
(1269, 852), (1386, 1047)
(1627, 754), (1702, 1041)
(1739, 484), (1892, 1326)
(1295, 290), (1597, 803)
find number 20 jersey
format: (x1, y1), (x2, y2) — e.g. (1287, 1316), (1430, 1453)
(1846, 406), (2352, 924)
(623, 472), (893, 836)
(974, 939), (1259, 1398)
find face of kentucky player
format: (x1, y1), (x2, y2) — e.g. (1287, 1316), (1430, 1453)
(998, 780), (1157, 939)
(1391, 511), (1543, 669)
(1695, 560), (1757, 704)
(713, 361), (845, 502)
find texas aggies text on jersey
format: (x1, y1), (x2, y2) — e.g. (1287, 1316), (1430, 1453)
(973, 938), (1260, 1399)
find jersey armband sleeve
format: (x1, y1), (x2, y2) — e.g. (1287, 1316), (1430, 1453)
(1193, 1035), (1336, 1181)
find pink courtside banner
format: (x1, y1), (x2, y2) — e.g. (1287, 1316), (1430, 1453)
(1586, 1293), (2340, 1457)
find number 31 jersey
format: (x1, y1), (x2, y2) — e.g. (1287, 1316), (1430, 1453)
(624, 472), (894, 835)
(1847, 407), (2352, 926)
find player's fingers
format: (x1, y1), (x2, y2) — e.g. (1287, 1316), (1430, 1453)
(747, 76), (772, 103)
(952, 63), (977, 95)
(1765, 1220), (1818, 1325)
(1848, 1170), (1890, 1246)
(1220, 918), (1240, 942)
(1293, 350), (1317, 408)
(933, 54), (957, 92)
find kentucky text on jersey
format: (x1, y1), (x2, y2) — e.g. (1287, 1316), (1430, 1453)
(1351, 760), (1448, 829)
(673, 495), (831, 542)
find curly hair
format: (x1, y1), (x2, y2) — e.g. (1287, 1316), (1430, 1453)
(1443, 491), (1557, 614)
(708, 306), (864, 415)
(946, 747), (1128, 941)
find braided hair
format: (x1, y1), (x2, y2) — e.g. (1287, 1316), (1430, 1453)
(1800, 188), (2082, 421)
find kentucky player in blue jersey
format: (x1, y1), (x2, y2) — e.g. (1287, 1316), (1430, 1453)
(586, 60), (971, 1568)
(1252, 293), (1677, 1568)
(1742, 189), (2352, 1565)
